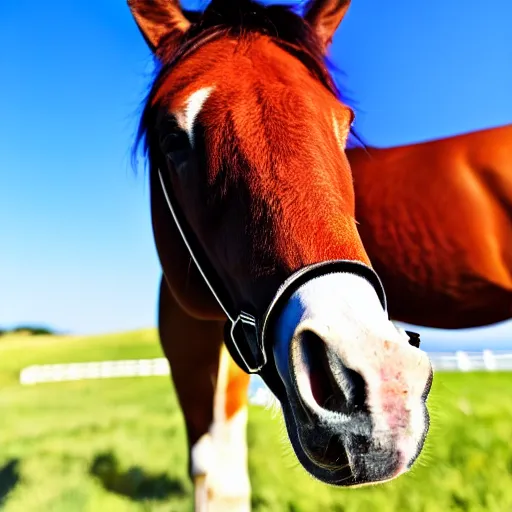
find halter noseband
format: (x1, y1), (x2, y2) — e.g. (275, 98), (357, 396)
(157, 167), (420, 380)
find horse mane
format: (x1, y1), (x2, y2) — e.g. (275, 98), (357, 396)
(132, 0), (353, 170)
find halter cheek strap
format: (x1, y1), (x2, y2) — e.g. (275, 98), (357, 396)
(157, 167), (421, 381)
(157, 168), (266, 372)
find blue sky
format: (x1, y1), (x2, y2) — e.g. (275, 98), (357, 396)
(1, 0), (511, 350)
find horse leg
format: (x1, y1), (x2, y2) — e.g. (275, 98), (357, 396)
(158, 275), (252, 511)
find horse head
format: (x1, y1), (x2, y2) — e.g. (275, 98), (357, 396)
(129, 0), (433, 486)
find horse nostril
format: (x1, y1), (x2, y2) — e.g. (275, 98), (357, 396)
(346, 366), (367, 411)
(300, 330), (351, 413)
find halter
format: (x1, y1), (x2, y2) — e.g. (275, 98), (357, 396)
(157, 167), (420, 382)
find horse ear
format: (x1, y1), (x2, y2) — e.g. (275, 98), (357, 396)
(304, 0), (351, 51)
(127, 0), (191, 53)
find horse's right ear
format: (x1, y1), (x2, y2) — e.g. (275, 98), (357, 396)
(127, 0), (191, 53)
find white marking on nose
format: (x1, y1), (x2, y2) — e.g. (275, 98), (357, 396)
(273, 271), (431, 470)
(175, 86), (214, 147)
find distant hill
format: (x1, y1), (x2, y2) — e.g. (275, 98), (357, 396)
(0, 325), (59, 337)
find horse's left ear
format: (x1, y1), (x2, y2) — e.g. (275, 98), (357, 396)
(304, 0), (351, 51)
(127, 0), (191, 54)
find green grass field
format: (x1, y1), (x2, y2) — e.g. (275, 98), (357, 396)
(1, 330), (511, 511)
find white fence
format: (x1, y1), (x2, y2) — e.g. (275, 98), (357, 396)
(19, 358), (171, 385)
(19, 350), (512, 388)
(429, 350), (512, 372)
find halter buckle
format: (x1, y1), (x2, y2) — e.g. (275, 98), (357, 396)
(229, 312), (267, 374)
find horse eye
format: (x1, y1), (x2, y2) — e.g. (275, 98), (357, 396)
(405, 330), (421, 348)
(160, 130), (191, 171)
(160, 130), (190, 153)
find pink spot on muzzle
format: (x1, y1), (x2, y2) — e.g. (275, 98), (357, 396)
(379, 368), (409, 431)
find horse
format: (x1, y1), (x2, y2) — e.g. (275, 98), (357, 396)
(127, 0), (433, 509)
(348, 123), (512, 329)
